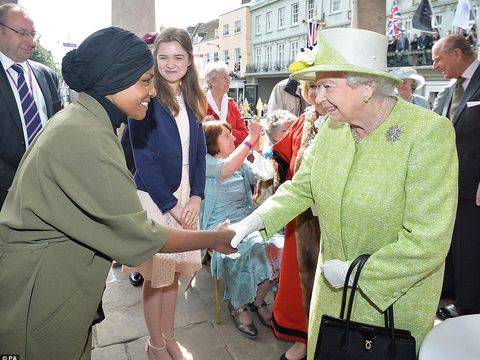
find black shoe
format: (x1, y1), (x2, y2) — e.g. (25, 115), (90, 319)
(248, 301), (272, 328)
(228, 302), (258, 339)
(436, 304), (477, 320)
(279, 353), (306, 360)
(129, 272), (144, 287)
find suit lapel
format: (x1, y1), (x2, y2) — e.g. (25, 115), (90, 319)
(0, 62), (23, 133)
(453, 66), (480, 125)
(443, 85), (455, 118)
(29, 61), (54, 118)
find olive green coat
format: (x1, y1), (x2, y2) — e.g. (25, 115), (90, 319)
(257, 98), (458, 357)
(0, 93), (168, 359)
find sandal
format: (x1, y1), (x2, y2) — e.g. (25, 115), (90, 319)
(228, 302), (258, 339)
(145, 337), (172, 360)
(248, 301), (272, 328)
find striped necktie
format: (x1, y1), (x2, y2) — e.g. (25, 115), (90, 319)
(449, 77), (465, 120)
(11, 63), (42, 144)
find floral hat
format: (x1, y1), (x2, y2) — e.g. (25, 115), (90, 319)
(289, 28), (402, 85)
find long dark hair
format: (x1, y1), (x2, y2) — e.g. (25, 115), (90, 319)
(152, 27), (207, 121)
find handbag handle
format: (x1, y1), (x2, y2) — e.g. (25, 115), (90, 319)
(339, 254), (398, 353)
(339, 254), (370, 319)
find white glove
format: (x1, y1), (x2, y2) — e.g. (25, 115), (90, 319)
(321, 259), (352, 289)
(248, 151), (275, 181)
(228, 212), (264, 248)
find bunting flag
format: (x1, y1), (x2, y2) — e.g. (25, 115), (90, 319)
(412, 0), (433, 32)
(386, 1), (403, 36)
(306, 21), (319, 48)
(452, 0), (472, 30)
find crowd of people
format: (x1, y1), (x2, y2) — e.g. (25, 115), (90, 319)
(387, 26), (477, 66)
(0, 3), (479, 360)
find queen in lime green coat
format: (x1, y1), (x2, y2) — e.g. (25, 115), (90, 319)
(230, 28), (458, 359)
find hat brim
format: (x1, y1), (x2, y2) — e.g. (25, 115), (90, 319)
(406, 74), (425, 90)
(290, 64), (403, 85)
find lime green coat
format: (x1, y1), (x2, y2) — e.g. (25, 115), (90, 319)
(0, 93), (168, 359)
(257, 98), (458, 357)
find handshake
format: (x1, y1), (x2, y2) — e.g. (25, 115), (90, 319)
(217, 212), (264, 259)
(222, 212), (352, 289)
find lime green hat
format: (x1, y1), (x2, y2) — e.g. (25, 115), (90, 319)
(289, 28), (402, 85)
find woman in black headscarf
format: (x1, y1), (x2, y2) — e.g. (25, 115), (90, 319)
(0, 27), (235, 360)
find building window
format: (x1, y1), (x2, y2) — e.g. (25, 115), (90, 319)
(433, 14), (442, 30)
(278, 7), (285, 29)
(214, 52), (219, 62)
(277, 43), (285, 68)
(290, 41), (298, 62)
(223, 24), (229, 36)
(307, 0), (315, 20)
(205, 53), (210, 63)
(330, 0), (340, 13)
(404, 19), (412, 35)
(291, 3), (299, 25)
(266, 46), (273, 70)
(255, 47), (262, 68)
(224, 50), (229, 64)
(255, 15), (262, 35)
(235, 20), (241, 33)
(266, 11), (273, 32)
(235, 48), (241, 63)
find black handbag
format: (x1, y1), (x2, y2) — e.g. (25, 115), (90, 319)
(313, 254), (416, 360)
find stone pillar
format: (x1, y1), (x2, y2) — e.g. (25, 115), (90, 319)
(111, 0), (155, 37)
(351, 0), (386, 34)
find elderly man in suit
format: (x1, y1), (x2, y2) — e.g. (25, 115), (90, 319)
(0, 4), (62, 209)
(432, 34), (480, 319)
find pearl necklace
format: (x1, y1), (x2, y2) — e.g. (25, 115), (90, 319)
(351, 97), (389, 143)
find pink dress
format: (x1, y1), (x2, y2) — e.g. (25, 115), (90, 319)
(123, 96), (202, 288)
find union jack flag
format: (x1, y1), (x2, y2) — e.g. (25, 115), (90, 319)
(307, 21), (319, 49)
(386, 1), (404, 36)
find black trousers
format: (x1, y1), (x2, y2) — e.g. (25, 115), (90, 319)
(442, 198), (480, 311)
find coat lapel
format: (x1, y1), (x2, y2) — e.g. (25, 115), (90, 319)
(443, 85), (455, 118)
(453, 66), (480, 125)
(0, 61), (23, 133)
(29, 61), (54, 118)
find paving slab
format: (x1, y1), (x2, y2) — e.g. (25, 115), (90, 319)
(92, 264), (291, 360)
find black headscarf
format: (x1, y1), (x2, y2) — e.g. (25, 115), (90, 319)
(62, 27), (154, 130)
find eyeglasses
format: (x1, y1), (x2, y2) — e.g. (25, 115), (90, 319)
(0, 23), (39, 40)
(214, 75), (232, 81)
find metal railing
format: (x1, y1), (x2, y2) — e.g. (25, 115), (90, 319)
(246, 46), (477, 73)
(246, 61), (291, 74)
(387, 49), (434, 67)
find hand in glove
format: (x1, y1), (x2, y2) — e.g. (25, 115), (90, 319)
(248, 151), (275, 181)
(321, 259), (352, 289)
(228, 212), (264, 248)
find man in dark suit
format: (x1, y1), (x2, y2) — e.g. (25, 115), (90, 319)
(432, 35), (480, 319)
(0, 4), (61, 209)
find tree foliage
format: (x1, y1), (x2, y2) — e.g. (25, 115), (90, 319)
(30, 42), (59, 75)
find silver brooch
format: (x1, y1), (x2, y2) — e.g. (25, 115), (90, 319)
(386, 125), (402, 142)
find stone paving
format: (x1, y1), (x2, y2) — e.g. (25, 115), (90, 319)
(91, 264), (290, 360)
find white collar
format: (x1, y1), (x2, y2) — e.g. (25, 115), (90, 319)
(462, 59), (480, 82)
(207, 90), (228, 122)
(0, 51), (29, 72)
